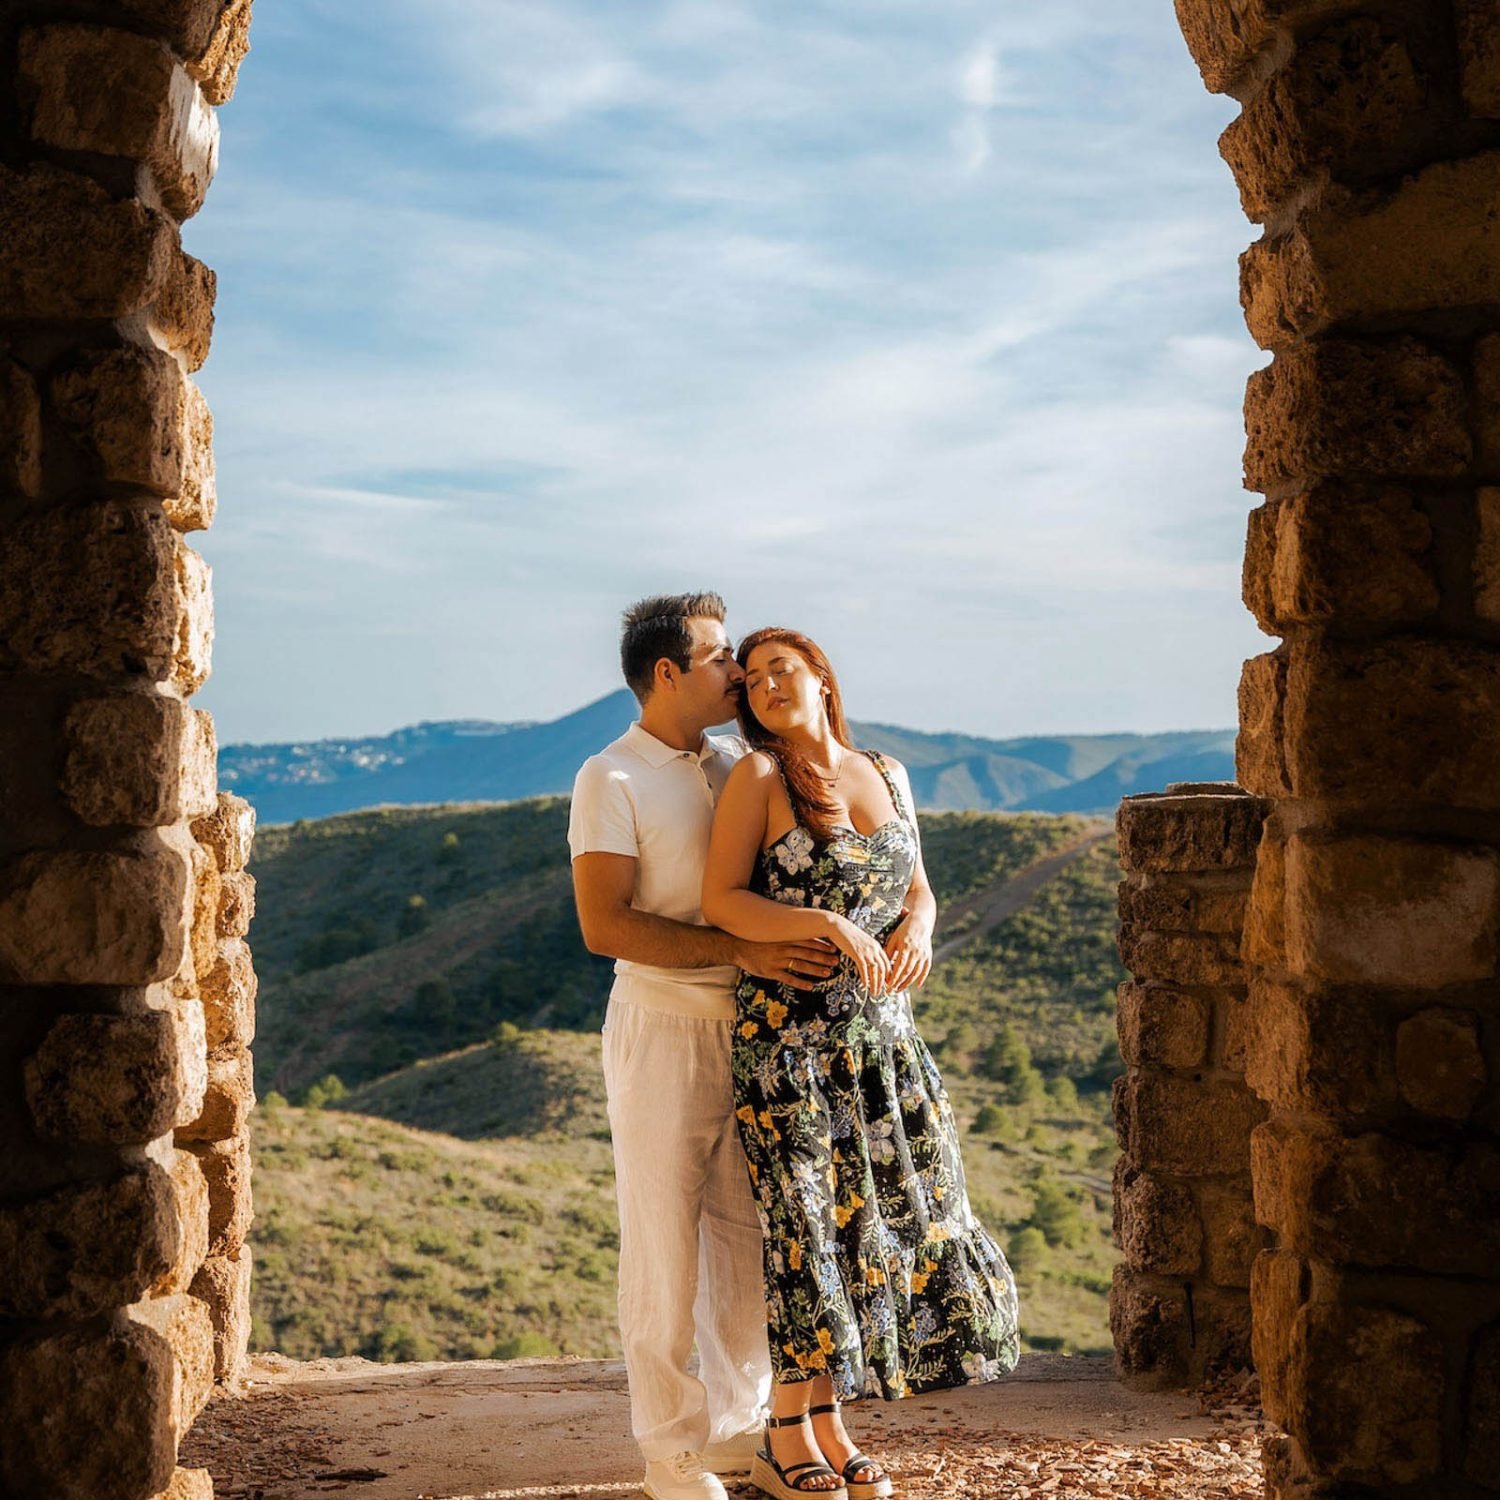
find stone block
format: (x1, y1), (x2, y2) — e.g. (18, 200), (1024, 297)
(116, 0), (229, 56)
(199, 936), (256, 1049)
(1218, 992), (1251, 1072)
(63, 692), (217, 827)
(173, 540), (214, 694)
(0, 161), (175, 319)
(1244, 979), (1395, 1118)
(1250, 1249), (1307, 1425)
(169, 377), (217, 532)
(189, 837), (222, 983)
(150, 250), (215, 371)
(52, 345), (215, 522)
(176, 1044), (253, 1142)
(1395, 1007), (1487, 1119)
(1198, 1181), (1263, 1288)
(0, 499), (179, 678)
(1117, 791), (1264, 873)
(0, 352), (42, 499)
(1252, 1116), (1500, 1275)
(24, 1005), (203, 1143)
(1243, 153), (1500, 348)
(193, 792), (256, 872)
(1243, 338), (1469, 492)
(152, 1470), (215, 1500)
(0, 1322), (178, 1499)
(217, 868), (256, 939)
(1458, 0), (1500, 117)
(1467, 1320), (1500, 1486)
(1113, 1159), (1202, 1275)
(1475, 487), (1500, 621)
(1242, 483), (1436, 633)
(1114, 1072), (1266, 1176)
(1241, 822), (1286, 968)
(1116, 926), (1244, 988)
(1117, 876), (1249, 935)
(0, 842), (189, 986)
(126, 1291), (215, 1438)
(1287, 1302), (1443, 1484)
(1220, 19), (1427, 222)
(1109, 1264), (1191, 1388)
(0, 1163), (177, 1319)
(188, 1132), (252, 1256)
(1283, 832), (1500, 986)
(1117, 980), (1211, 1069)
(1236, 652), (1289, 799)
(187, 0), (253, 105)
(190, 1245), (250, 1383)
(1247, 638), (1500, 807)
(1173, 0), (1350, 94)
(154, 1147), (209, 1296)
(20, 24), (218, 219)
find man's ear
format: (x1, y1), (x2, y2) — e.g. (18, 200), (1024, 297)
(653, 656), (676, 695)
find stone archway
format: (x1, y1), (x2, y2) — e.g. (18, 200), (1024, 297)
(0, 5), (256, 1497)
(1113, 3), (1500, 1496)
(5, 2), (1500, 1497)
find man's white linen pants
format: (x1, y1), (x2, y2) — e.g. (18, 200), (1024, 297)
(602, 990), (772, 1461)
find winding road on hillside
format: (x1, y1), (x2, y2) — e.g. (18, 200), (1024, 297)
(930, 819), (1115, 968)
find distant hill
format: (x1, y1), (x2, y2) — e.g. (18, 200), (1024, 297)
(222, 691), (1234, 823)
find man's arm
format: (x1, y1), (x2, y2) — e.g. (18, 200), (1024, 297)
(572, 852), (837, 991)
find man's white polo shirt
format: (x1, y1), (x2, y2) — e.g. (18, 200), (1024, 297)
(568, 721), (747, 1018)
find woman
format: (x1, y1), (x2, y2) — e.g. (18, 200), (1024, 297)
(702, 628), (1020, 1500)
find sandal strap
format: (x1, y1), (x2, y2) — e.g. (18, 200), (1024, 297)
(842, 1452), (885, 1481)
(779, 1458), (842, 1490)
(807, 1402), (839, 1416)
(766, 1412), (812, 1429)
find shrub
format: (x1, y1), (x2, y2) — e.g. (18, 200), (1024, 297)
(493, 1331), (558, 1359)
(1007, 1226), (1050, 1277)
(1027, 1175), (1084, 1249)
(302, 1074), (347, 1110)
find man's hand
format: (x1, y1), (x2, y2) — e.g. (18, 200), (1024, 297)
(736, 937), (840, 992)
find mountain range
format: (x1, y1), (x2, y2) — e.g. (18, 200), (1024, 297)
(222, 691), (1236, 824)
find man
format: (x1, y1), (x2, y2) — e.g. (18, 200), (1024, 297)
(568, 592), (838, 1500)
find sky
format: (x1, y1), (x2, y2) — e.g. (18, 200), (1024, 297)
(185, 0), (1267, 747)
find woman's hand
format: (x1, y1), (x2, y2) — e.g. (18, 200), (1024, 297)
(884, 912), (933, 993)
(827, 914), (893, 994)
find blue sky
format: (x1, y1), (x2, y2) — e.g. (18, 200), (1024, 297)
(187, 0), (1265, 746)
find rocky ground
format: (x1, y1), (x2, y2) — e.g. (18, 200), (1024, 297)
(180, 1353), (1264, 1499)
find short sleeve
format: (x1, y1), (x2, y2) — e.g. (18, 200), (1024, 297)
(567, 755), (639, 861)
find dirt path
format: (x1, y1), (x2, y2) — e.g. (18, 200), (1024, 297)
(930, 823), (1115, 968)
(181, 1352), (1263, 1500)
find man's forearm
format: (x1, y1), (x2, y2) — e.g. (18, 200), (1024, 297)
(589, 905), (741, 970)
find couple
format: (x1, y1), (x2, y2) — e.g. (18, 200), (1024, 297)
(568, 593), (1019, 1500)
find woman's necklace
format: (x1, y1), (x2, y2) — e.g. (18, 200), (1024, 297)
(812, 746), (847, 787)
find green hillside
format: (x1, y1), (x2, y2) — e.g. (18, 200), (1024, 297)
(245, 797), (1128, 1365)
(249, 800), (1102, 1097)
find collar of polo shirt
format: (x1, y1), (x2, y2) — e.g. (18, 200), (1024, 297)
(624, 721), (721, 766)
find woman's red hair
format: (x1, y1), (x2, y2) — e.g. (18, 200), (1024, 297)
(735, 627), (855, 842)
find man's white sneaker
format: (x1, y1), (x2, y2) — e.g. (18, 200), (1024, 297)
(643, 1450), (729, 1500)
(702, 1426), (765, 1475)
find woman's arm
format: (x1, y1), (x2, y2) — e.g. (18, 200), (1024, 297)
(704, 753), (893, 991)
(703, 753), (840, 942)
(886, 757), (936, 990)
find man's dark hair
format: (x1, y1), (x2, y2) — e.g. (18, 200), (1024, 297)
(620, 592), (726, 705)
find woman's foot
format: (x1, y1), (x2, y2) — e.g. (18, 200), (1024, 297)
(809, 1404), (887, 1489)
(766, 1414), (844, 1493)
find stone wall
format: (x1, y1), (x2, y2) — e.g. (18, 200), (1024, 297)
(1110, 784), (1268, 1389)
(0, 5), (255, 1498)
(1175, 1), (1500, 1495)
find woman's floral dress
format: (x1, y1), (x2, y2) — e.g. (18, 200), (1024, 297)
(731, 750), (1021, 1400)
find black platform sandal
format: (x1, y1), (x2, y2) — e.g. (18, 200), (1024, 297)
(808, 1402), (894, 1500)
(749, 1412), (849, 1500)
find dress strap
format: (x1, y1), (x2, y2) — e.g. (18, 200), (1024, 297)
(862, 749), (912, 826)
